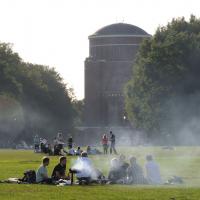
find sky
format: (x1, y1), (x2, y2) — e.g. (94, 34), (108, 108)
(0, 0), (199, 99)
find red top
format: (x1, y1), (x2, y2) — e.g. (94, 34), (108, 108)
(102, 135), (108, 145)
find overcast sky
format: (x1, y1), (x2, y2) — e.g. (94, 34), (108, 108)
(0, 0), (199, 99)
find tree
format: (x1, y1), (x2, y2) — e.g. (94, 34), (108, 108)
(0, 43), (22, 96)
(0, 42), (80, 144)
(15, 63), (77, 142)
(125, 15), (200, 142)
(73, 99), (84, 126)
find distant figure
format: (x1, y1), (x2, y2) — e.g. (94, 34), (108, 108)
(145, 155), (162, 184)
(57, 132), (64, 145)
(40, 138), (48, 153)
(68, 148), (75, 156)
(127, 157), (147, 184)
(47, 144), (53, 156)
(68, 136), (73, 149)
(75, 146), (82, 155)
(33, 135), (40, 152)
(86, 145), (91, 154)
(109, 131), (117, 155)
(52, 156), (69, 181)
(56, 132), (65, 154)
(101, 134), (108, 154)
(53, 137), (59, 155)
(36, 157), (52, 183)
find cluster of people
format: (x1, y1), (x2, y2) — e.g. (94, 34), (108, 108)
(33, 135), (52, 155)
(36, 152), (102, 185)
(33, 131), (161, 185)
(108, 154), (162, 185)
(101, 131), (117, 155)
(53, 132), (66, 155)
(34, 132), (105, 157)
(35, 152), (161, 185)
(34, 133), (75, 156)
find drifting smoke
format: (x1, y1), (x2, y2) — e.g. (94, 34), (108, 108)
(71, 157), (99, 179)
(0, 94), (71, 146)
(158, 93), (200, 145)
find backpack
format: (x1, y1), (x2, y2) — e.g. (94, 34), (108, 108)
(22, 170), (36, 183)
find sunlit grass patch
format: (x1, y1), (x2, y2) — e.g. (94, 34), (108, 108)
(1, 147), (200, 199)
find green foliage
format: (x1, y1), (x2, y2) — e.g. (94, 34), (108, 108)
(125, 15), (200, 139)
(0, 43), (22, 96)
(0, 42), (79, 144)
(72, 99), (84, 126)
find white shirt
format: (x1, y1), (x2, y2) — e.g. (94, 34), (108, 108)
(145, 160), (162, 184)
(36, 165), (48, 183)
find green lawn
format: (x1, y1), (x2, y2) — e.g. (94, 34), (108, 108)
(0, 147), (200, 199)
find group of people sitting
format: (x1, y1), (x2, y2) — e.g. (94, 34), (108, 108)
(36, 152), (102, 185)
(34, 133), (74, 156)
(108, 154), (162, 185)
(35, 152), (161, 185)
(36, 156), (68, 184)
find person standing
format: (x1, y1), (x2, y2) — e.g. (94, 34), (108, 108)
(101, 134), (108, 154)
(33, 135), (40, 153)
(68, 136), (73, 149)
(109, 131), (117, 155)
(56, 132), (64, 154)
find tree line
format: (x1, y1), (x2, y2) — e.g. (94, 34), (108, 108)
(0, 42), (82, 146)
(125, 15), (200, 144)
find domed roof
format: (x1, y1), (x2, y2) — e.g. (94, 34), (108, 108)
(91, 23), (149, 37)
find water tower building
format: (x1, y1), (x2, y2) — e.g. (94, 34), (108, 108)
(84, 23), (150, 127)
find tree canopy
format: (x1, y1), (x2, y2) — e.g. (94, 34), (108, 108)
(125, 15), (200, 143)
(0, 42), (79, 145)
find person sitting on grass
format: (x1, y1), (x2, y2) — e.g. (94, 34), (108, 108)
(108, 158), (125, 184)
(86, 145), (92, 154)
(74, 151), (93, 184)
(36, 157), (52, 184)
(68, 148), (75, 156)
(51, 156), (70, 181)
(72, 151), (103, 184)
(118, 154), (129, 177)
(75, 146), (82, 155)
(127, 157), (147, 184)
(145, 155), (162, 185)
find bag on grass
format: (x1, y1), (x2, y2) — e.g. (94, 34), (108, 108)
(22, 170), (36, 183)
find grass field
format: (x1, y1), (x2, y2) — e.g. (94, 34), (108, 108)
(1, 147), (200, 199)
